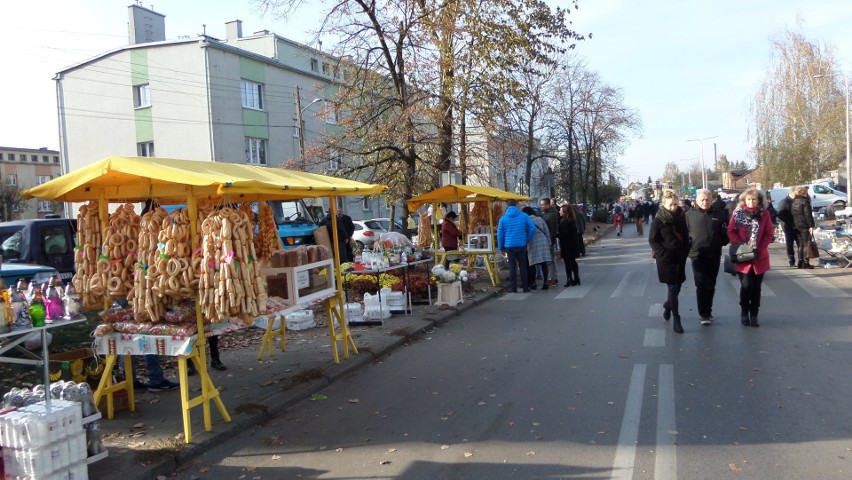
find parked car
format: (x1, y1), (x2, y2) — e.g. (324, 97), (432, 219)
(351, 220), (387, 253)
(371, 217), (403, 232)
(0, 219), (77, 281)
(0, 263), (61, 288)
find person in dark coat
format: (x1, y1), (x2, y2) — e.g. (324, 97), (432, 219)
(573, 204), (587, 256)
(775, 187), (798, 267)
(557, 204), (582, 286)
(440, 211), (462, 269)
(539, 198), (560, 286)
(634, 201), (646, 235)
(649, 190), (690, 334)
(321, 212), (352, 263)
(790, 186), (815, 269)
(686, 189), (729, 326)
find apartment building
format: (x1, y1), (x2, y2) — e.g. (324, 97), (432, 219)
(0, 146), (62, 219)
(55, 5), (348, 196)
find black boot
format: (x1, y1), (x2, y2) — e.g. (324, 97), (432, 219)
(663, 302), (671, 321)
(672, 315), (684, 334)
(741, 311), (750, 326)
(750, 313), (760, 328)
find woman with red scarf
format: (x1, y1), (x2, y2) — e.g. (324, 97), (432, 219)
(727, 189), (774, 327)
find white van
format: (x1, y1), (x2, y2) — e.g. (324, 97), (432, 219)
(768, 184), (847, 216)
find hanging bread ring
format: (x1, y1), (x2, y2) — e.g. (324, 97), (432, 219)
(166, 258), (181, 277)
(109, 262), (121, 276)
(109, 233), (124, 246)
(147, 264), (159, 277)
(178, 243), (191, 258)
(167, 275), (180, 292)
(107, 276), (122, 293)
(96, 260), (110, 274)
(126, 238), (137, 252)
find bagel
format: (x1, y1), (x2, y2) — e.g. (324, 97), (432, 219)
(167, 275), (180, 292)
(166, 258), (181, 277)
(126, 238), (137, 252)
(110, 262), (121, 276)
(107, 276), (122, 293)
(109, 233), (124, 246)
(178, 242), (191, 258)
(96, 260), (110, 274)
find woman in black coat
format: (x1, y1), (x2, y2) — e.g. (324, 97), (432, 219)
(790, 186), (815, 269)
(649, 190), (690, 334)
(557, 204), (582, 287)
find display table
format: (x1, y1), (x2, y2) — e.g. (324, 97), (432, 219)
(90, 319), (248, 443)
(434, 249), (501, 286)
(0, 317), (86, 411)
(344, 258), (433, 324)
(253, 292), (337, 361)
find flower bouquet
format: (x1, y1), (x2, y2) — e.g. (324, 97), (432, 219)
(431, 264), (468, 284)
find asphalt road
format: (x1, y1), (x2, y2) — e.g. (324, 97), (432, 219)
(168, 229), (852, 480)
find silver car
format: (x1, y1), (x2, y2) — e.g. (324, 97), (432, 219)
(351, 220), (387, 253)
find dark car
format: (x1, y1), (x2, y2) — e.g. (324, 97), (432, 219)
(0, 263), (60, 288)
(0, 219), (77, 281)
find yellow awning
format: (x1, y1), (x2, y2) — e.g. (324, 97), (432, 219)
(21, 156), (387, 203)
(406, 185), (530, 210)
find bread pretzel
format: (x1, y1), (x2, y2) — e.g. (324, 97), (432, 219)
(166, 258), (181, 277)
(107, 276), (122, 293)
(167, 275), (180, 292)
(109, 233), (124, 246)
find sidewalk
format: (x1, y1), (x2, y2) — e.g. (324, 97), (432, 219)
(87, 280), (503, 480)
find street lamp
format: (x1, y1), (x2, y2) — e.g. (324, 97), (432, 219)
(814, 73), (851, 205)
(295, 85), (325, 171)
(686, 136), (718, 190)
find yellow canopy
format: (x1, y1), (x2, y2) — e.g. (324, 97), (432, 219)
(21, 156), (387, 203)
(406, 184), (530, 210)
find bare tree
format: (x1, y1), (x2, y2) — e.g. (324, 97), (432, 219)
(749, 28), (843, 185)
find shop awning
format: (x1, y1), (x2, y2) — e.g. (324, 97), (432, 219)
(406, 185), (530, 210)
(21, 156), (387, 203)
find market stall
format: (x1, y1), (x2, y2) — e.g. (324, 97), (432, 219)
(407, 185), (530, 286)
(21, 156), (386, 443)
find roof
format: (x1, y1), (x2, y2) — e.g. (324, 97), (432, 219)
(21, 156), (386, 203)
(407, 185), (530, 210)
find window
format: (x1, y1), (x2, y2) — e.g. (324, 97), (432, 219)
(6, 174), (16, 185)
(37, 175), (51, 185)
(42, 155), (49, 163)
(240, 79), (264, 110)
(245, 137), (266, 165)
(134, 84), (151, 108)
(52, 156), (59, 163)
(31, 155), (37, 162)
(38, 200), (52, 213)
(322, 63), (331, 76)
(324, 103), (338, 125)
(138, 142), (155, 157)
(7, 154), (14, 161)
(0, 153), (3, 160)
(310, 58), (319, 72)
(362, 197), (370, 210)
(329, 154), (341, 171)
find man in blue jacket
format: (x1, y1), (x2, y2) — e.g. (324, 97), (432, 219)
(497, 199), (536, 293)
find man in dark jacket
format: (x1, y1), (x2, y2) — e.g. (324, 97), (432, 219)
(539, 198), (560, 285)
(775, 188), (798, 267)
(686, 189), (729, 325)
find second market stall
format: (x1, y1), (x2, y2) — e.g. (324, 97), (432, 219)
(22, 155), (387, 443)
(407, 185), (530, 286)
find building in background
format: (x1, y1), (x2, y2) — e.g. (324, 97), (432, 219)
(0, 146), (62, 219)
(55, 5), (351, 215)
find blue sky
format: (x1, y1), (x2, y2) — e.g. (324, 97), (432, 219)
(1, 1), (851, 184)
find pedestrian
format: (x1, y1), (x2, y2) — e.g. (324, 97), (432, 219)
(320, 212), (352, 262)
(539, 198), (560, 286)
(558, 204), (582, 286)
(440, 211), (462, 269)
(685, 188), (728, 326)
(649, 190), (690, 334)
(727, 188), (774, 327)
(634, 201), (645, 236)
(712, 193), (728, 223)
(790, 186), (815, 269)
(725, 193), (739, 221)
(522, 207), (553, 290)
(775, 187), (799, 267)
(613, 203), (624, 236)
(497, 199), (536, 293)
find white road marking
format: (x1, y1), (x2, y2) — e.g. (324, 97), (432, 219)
(649, 303), (663, 318)
(791, 277), (851, 297)
(611, 270), (649, 297)
(554, 272), (601, 299)
(611, 364), (646, 480)
(644, 328), (666, 347)
(728, 277), (776, 296)
(655, 364), (677, 480)
(498, 292), (532, 300)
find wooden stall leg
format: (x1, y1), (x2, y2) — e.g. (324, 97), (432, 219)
(92, 354), (117, 419)
(325, 298), (358, 364)
(179, 346), (232, 444)
(257, 315), (286, 361)
(485, 254), (501, 286)
(123, 355), (136, 412)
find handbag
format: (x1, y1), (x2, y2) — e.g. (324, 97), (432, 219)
(729, 242), (756, 263)
(806, 234), (820, 259)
